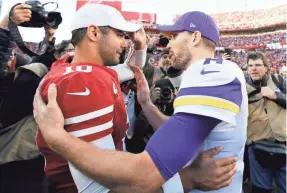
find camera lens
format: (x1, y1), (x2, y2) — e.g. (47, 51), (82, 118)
(161, 87), (171, 99)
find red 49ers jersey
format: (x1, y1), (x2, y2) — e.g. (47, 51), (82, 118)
(36, 62), (128, 192)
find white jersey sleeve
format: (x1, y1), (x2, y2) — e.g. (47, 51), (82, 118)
(110, 46), (147, 83)
(174, 58), (243, 126)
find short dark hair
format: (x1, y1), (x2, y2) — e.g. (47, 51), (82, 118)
(247, 52), (268, 67)
(55, 40), (71, 56)
(71, 26), (110, 46)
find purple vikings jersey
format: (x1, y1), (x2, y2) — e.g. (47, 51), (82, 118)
(146, 58), (248, 193)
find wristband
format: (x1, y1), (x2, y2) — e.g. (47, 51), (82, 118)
(162, 173), (184, 193)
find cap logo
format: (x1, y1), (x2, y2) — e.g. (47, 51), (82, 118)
(190, 22), (196, 28)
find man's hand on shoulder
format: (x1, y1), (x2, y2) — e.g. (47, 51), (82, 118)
(180, 146), (237, 192)
(33, 83), (65, 144)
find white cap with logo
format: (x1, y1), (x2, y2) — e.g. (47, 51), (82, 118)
(70, 4), (142, 32)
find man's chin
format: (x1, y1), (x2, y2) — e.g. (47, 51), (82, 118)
(104, 59), (120, 66)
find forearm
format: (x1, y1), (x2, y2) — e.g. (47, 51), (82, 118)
(141, 101), (169, 130)
(127, 46), (147, 68)
(46, 130), (162, 193)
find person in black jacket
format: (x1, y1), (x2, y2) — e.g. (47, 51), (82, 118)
(0, 4), (58, 193)
(0, 4), (58, 129)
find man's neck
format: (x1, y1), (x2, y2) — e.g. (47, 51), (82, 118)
(185, 50), (215, 69)
(72, 46), (104, 65)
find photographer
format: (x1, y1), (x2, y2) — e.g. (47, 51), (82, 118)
(0, 3), (58, 129)
(0, 4), (60, 193)
(246, 52), (286, 193)
(150, 49), (182, 113)
(126, 49), (184, 153)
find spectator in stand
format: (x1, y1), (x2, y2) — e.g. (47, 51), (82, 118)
(280, 66), (287, 77)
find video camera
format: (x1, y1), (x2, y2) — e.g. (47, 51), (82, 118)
(20, 1), (62, 29)
(156, 35), (169, 47)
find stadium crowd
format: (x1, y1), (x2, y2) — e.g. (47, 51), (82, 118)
(0, 2), (286, 193)
(218, 30), (286, 48)
(211, 5), (286, 30)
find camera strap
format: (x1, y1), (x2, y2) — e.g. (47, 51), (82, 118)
(8, 3), (39, 57)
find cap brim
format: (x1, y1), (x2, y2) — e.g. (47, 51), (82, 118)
(156, 24), (183, 32)
(112, 22), (142, 32)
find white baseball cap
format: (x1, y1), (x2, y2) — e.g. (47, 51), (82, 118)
(70, 4), (142, 32)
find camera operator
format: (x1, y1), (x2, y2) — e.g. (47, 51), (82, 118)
(0, 4), (59, 193)
(245, 52), (286, 193)
(125, 49), (184, 153)
(0, 3), (58, 129)
(150, 49), (183, 114)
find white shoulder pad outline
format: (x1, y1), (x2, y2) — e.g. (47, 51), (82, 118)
(180, 59), (239, 89)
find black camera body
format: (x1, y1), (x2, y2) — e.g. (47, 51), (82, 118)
(156, 35), (169, 47)
(154, 78), (175, 104)
(20, 1), (62, 29)
(160, 86), (172, 103)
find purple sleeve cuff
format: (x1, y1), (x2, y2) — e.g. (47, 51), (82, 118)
(145, 113), (220, 180)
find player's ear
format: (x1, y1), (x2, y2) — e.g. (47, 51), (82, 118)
(86, 25), (99, 42)
(191, 31), (202, 46)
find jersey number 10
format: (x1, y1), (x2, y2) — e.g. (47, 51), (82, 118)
(63, 66), (93, 76)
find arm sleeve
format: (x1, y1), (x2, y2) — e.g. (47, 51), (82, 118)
(127, 46), (147, 68)
(274, 75), (286, 108)
(145, 113), (220, 180)
(0, 28), (13, 72)
(110, 46), (147, 83)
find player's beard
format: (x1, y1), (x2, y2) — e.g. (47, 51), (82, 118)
(98, 36), (120, 66)
(171, 46), (192, 70)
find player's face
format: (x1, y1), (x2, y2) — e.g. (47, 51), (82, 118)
(159, 54), (173, 72)
(99, 28), (127, 66)
(167, 31), (192, 70)
(282, 70), (287, 77)
(247, 59), (268, 81)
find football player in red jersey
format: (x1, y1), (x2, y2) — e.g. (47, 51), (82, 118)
(36, 4), (148, 193)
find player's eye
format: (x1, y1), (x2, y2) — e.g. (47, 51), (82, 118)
(115, 30), (126, 38)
